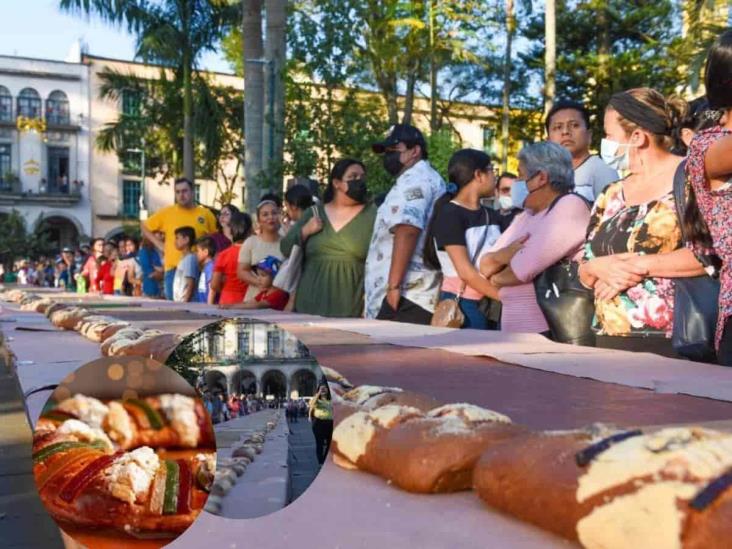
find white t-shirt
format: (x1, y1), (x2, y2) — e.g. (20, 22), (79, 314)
(364, 160), (446, 318)
(173, 253), (199, 302)
(574, 155), (619, 203)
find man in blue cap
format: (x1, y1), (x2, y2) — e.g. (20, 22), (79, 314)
(365, 124), (446, 324)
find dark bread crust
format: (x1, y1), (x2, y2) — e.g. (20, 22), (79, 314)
(473, 431), (596, 540)
(474, 430), (732, 547)
(373, 420), (528, 493)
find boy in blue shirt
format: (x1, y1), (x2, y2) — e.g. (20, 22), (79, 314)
(196, 236), (216, 303)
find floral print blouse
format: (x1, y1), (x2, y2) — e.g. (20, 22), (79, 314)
(686, 127), (732, 349)
(584, 181), (682, 337)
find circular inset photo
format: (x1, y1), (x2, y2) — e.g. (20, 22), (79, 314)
(31, 357), (216, 547)
(166, 318), (332, 519)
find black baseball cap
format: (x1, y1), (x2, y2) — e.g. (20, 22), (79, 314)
(372, 124), (427, 154)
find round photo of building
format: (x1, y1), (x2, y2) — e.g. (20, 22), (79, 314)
(165, 317), (333, 519)
(31, 357), (216, 548)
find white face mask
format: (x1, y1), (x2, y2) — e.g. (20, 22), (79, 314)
(510, 180), (529, 209)
(497, 195), (513, 210)
(600, 138), (636, 171)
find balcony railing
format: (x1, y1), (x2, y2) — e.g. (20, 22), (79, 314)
(0, 179), (82, 204)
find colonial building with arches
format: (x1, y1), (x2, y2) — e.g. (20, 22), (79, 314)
(186, 320), (321, 400)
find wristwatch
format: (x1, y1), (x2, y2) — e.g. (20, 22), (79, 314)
(387, 283), (401, 292)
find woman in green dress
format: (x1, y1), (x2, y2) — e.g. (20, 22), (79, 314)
(281, 158), (377, 317)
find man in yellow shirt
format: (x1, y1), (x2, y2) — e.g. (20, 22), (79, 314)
(142, 178), (217, 300)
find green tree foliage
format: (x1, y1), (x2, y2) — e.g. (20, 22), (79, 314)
(60, 0), (239, 181)
(520, 0), (704, 144)
(277, 0), (485, 194)
(0, 210), (54, 271)
(95, 67), (244, 205)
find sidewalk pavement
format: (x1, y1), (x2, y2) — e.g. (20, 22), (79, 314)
(0, 328), (64, 548)
(216, 409), (290, 519)
(286, 418), (322, 503)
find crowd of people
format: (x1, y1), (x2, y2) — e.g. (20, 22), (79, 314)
(5, 30), (732, 366)
(202, 386), (333, 466)
(202, 392), (285, 425)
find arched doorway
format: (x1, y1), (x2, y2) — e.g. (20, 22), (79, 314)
(261, 370), (287, 399)
(290, 369), (317, 398)
(233, 369), (257, 395)
(204, 369), (228, 396)
(36, 215), (79, 250)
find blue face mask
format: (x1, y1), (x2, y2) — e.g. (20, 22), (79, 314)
(510, 179), (529, 209)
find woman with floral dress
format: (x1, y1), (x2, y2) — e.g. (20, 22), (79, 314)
(578, 88), (707, 357)
(685, 30), (732, 365)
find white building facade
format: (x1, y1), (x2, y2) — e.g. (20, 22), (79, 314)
(0, 55), (92, 248)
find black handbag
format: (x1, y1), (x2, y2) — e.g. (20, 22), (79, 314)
(671, 161), (720, 362)
(533, 193), (596, 346)
(534, 258), (596, 346)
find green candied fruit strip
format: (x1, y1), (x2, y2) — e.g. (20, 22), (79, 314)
(32, 440), (107, 464)
(162, 460), (180, 515)
(126, 398), (165, 430)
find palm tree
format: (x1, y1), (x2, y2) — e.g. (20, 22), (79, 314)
(242, 0), (265, 210)
(93, 67), (243, 201)
(60, 0), (236, 183)
(264, 0), (287, 185)
(500, 0), (516, 172)
(544, 0), (556, 116)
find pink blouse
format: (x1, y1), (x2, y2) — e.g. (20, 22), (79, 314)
(488, 194), (590, 333)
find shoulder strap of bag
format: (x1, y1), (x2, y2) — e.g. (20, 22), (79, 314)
(456, 209), (491, 299)
(672, 160), (689, 243)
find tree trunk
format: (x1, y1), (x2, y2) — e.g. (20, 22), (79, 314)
(429, 0), (438, 132)
(402, 63), (418, 125)
(182, 2), (194, 183)
(597, 3), (611, 134)
(543, 0), (556, 117)
(183, 55), (195, 182)
(243, 0), (265, 212)
(501, 0), (514, 172)
(264, 0), (287, 193)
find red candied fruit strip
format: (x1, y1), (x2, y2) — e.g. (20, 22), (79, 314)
(59, 450), (124, 503)
(41, 410), (78, 422)
(196, 403), (214, 446)
(176, 459), (191, 514)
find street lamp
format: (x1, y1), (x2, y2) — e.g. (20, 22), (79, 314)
(125, 137), (146, 220)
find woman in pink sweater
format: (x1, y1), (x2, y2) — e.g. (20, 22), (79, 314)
(480, 142), (591, 334)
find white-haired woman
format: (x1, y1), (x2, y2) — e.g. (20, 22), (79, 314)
(479, 142), (591, 334)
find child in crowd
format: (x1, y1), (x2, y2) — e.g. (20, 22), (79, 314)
(95, 251), (116, 295)
(221, 255), (289, 310)
(138, 237), (163, 298)
(195, 236), (216, 304)
(55, 258), (70, 289)
(211, 212), (252, 305)
(172, 226), (199, 302)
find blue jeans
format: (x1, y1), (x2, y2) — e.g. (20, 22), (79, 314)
(164, 268), (176, 300)
(440, 291), (488, 330)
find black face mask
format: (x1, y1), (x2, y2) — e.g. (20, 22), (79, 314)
(345, 178), (368, 203)
(382, 151), (404, 177)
